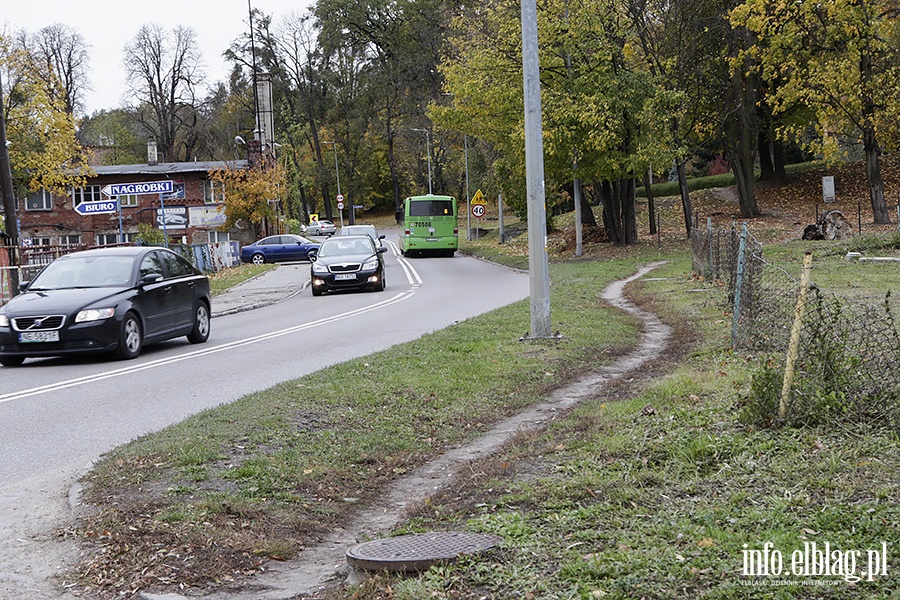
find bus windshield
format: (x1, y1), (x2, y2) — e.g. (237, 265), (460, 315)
(409, 200), (454, 217)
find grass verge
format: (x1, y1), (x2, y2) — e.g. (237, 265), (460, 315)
(64, 234), (898, 599)
(208, 262), (276, 296)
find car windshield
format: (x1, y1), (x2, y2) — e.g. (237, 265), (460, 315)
(340, 226), (375, 238)
(317, 238), (373, 257)
(29, 255), (136, 289)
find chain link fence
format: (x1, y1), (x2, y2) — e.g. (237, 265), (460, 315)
(692, 223), (900, 428)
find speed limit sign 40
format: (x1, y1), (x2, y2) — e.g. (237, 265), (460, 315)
(471, 203), (486, 218)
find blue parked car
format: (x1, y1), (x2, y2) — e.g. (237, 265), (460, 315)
(240, 234), (320, 265)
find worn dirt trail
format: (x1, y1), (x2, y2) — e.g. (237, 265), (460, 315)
(178, 262), (673, 600)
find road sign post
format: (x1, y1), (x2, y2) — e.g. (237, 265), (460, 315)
(101, 180), (174, 197)
(471, 202), (486, 241)
(74, 200), (118, 215)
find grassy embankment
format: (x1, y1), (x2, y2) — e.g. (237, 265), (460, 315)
(67, 198), (899, 599)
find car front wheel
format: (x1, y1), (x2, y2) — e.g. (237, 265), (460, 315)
(251, 253), (266, 265)
(0, 355), (26, 367)
(114, 313), (143, 360)
(187, 301), (211, 343)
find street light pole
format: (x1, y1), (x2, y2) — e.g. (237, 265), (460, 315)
(324, 141), (343, 227)
(521, 0), (552, 338)
(411, 128), (432, 194)
(464, 134), (470, 240)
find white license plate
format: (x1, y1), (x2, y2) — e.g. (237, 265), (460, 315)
(20, 330), (60, 343)
(334, 274), (356, 281)
(426, 237), (438, 242)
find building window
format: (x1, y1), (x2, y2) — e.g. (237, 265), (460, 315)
(22, 237), (52, 247)
(25, 188), (53, 211)
(96, 232), (135, 246)
(72, 185), (103, 207)
(208, 231), (230, 243)
(203, 179), (223, 204)
(60, 234), (82, 246)
(119, 194), (138, 208)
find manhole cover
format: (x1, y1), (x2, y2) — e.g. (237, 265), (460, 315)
(346, 531), (501, 572)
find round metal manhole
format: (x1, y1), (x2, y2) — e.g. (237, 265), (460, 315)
(346, 531), (501, 572)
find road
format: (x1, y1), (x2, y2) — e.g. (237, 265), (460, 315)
(0, 238), (529, 599)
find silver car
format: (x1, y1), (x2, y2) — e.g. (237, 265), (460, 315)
(337, 224), (385, 247)
(305, 220), (336, 236)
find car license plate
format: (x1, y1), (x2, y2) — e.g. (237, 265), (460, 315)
(334, 274), (356, 281)
(19, 330), (60, 343)
(426, 237), (438, 242)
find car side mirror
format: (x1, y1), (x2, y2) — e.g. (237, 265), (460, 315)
(139, 273), (164, 286)
(307, 249), (318, 261)
(378, 234), (385, 239)
(377, 246), (387, 254)
(18, 281), (30, 292)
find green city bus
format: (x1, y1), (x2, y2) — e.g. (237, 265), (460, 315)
(399, 194), (458, 257)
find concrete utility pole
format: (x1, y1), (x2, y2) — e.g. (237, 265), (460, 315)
(0, 73), (20, 295)
(521, 0), (552, 338)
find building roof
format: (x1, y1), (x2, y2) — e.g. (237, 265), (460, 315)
(88, 160), (250, 177)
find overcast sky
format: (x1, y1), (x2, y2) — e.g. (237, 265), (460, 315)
(3, 0), (314, 115)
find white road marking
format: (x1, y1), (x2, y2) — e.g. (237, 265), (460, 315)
(0, 290), (416, 404)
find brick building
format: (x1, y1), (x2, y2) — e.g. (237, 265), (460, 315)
(17, 142), (252, 249)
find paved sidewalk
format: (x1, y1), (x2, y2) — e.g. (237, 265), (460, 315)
(210, 263), (309, 318)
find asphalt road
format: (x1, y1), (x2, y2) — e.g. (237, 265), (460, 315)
(0, 239), (529, 599)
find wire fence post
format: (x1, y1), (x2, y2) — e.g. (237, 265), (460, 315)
(731, 222), (748, 347)
(780, 252), (813, 420)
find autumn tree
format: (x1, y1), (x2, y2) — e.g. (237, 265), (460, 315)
(734, 0), (900, 223)
(315, 0), (454, 218)
(0, 37), (91, 199)
(625, 0), (732, 234)
(209, 161), (287, 237)
(436, 0), (676, 244)
(123, 24), (206, 162)
(77, 108), (147, 165)
(26, 23), (90, 116)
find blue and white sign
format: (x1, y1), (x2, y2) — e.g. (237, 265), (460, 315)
(75, 200), (118, 215)
(102, 180), (174, 197)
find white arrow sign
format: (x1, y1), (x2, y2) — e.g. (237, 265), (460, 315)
(102, 180), (174, 197)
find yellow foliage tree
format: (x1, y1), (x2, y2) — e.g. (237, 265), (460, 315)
(1, 36), (92, 197)
(209, 161), (287, 235)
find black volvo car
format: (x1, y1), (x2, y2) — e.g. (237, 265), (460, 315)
(0, 246), (211, 366)
(308, 235), (387, 296)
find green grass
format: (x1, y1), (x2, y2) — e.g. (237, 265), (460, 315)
(208, 262), (276, 295)
(66, 233), (899, 599)
(636, 160), (826, 198)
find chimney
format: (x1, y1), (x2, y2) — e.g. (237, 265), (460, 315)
(147, 140), (158, 166)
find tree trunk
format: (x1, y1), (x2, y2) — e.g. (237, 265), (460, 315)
(864, 125), (889, 224)
(597, 178), (638, 245)
(579, 180), (597, 227)
(676, 158), (693, 235)
(599, 179), (622, 245)
(727, 16), (761, 218)
(730, 72), (761, 217)
(757, 130), (774, 181)
(622, 177), (637, 244)
(644, 169), (656, 235)
(860, 48), (889, 224)
(773, 139), (787, 183)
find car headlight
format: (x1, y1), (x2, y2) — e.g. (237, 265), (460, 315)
(0, 314), (8, 327)
(312, 263), (329, 274)
(75, 307), (116, 323)
(363, 259), (379, 270)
